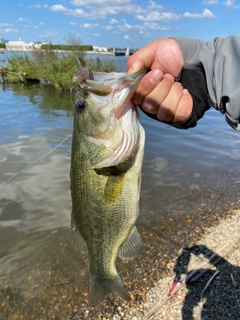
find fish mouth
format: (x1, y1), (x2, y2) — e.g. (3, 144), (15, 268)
(81, 68), (147, 96)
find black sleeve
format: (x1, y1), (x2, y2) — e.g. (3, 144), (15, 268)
(139, 64), (211, 129)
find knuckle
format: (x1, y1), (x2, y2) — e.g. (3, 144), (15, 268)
(132, 92), (143, 106)
(142, 98), (158, 114)
(157, 106), (174, 122)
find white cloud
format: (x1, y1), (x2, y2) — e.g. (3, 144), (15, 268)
(71, 0), (131, 6)
(223, 0), (240, 7)
(0, 23), (13, 27)
(17, 17), (28, 22)
(139, 30), (151, 37)
(117, 21), (170, 35)
(102, 25), (114, 30)
(109, 18), (119, 24)
(183, 8), (215, 18)
(118, 22), (135, 31)
(50, 5), (95, 18)
(80, 23), (99, 28)
(67, 0), (217, 22)
(51, 1), (143, 19)
(142, 22), (170, 30)
(136, 11), (180, 22)
(39, 32), (59, 39)
(40, 22), (45, 25)
(94, 33), (101, 36)
(123, 34), (139, 41)
(202, 0), (218, 4)
(50, 5), (70, 12)
(28, 4), (41, 8)
(70, 22), (78, 26)
(0, 28), (19, 33)
(147, 0), (164, 10)
(116, 20), (171, 33)
(224, 0), (234, 5)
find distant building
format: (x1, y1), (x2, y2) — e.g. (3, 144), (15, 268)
(6, 41), (35, 51)
(33, 42), (42, 49)
(93, 46), (110, 52)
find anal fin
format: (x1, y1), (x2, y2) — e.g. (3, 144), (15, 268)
(119, 226), (143, 260)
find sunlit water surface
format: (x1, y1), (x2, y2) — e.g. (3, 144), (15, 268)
(0, 55), (240, 318)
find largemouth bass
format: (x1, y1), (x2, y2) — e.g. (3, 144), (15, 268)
(71, 67), (146, 306)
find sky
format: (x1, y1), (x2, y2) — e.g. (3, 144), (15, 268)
(1, 0), (240, 49)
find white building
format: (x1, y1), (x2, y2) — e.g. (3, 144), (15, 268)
(93, 46), (110, 52)
(6, 41), (35, 51)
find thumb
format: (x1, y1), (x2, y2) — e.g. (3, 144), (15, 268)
(127, 59), (145, 75)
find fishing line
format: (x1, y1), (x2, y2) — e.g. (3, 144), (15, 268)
(0, 131), (73, 188)
(0, 85), (79, 188)
(70, 85), (76, 108)
(76, 55), (82, 68)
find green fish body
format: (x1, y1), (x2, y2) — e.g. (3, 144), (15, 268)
(71, 68), (146, 306)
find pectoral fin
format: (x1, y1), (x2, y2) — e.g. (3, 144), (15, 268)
(71, 211), (88, 254)
(104, 174), (126, 204)
(119, 226), (143, 260)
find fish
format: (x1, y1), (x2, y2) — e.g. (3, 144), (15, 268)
(70, 67), (146, 306)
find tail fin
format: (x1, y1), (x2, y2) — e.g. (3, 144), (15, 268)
(88, 274), (130, 306)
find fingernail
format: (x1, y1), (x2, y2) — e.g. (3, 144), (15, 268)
(128, 61), (143, 75)
(174, 81), (182, 86)
(165, 74), (174, 81)
(149, 69), (163, 84)
(183, 88), (189, 94)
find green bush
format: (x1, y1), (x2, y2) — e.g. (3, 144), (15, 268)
(7, 53), (37, 82)
(5, 35), (117, 89)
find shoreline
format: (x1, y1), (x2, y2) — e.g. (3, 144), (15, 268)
(0, 49), (125, 55)
(120, 209), (240, 319)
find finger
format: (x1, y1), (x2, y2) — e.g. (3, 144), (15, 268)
(127, 40), (160, 73)
(127, 59), (145, 75)
(172, 89), (193, 123)
(157, 82), (184, 122)
(132, 69), (163, 106)
(127, 39), (184, 77)
(140, 74), (174, 114)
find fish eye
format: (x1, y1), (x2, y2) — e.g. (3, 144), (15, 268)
(76, 101), (85, 112)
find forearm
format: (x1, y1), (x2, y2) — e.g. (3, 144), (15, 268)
(174, 36), (240, 130)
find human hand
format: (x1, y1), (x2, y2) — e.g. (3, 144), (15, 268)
(127, 38), (193, 123)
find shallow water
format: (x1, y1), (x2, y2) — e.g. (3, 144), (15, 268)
(0, 59), (240, 318)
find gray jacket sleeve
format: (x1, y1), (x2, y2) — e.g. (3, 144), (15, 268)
(174, 36), (240, 130)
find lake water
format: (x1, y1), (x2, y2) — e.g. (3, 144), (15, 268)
(0, 55), (240, 319)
